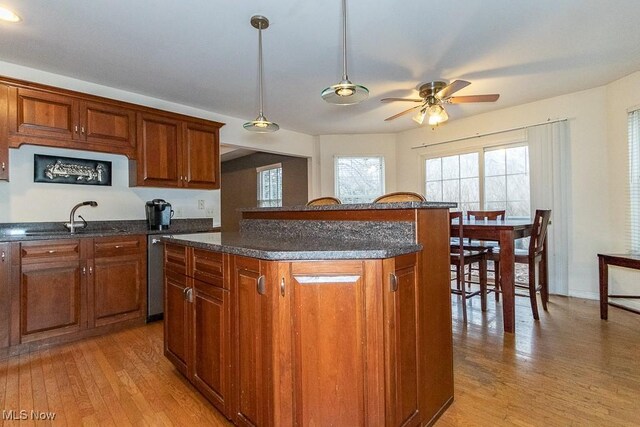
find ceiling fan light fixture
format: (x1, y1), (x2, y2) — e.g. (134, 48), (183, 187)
(426, 104), (448, 125)
(322, 0), (368, 105)
(0, 6), (21, 22)
(244, 15), (279, 133)
(412, 109), (426, 125)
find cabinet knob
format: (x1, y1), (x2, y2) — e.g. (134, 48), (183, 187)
(390, 273), (398, 292)
(257, 275), (266, 295)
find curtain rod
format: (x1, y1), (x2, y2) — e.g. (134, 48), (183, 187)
(410, 118), (569, 150)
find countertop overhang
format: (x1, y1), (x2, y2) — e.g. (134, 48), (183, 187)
(161, 232), (422, 261)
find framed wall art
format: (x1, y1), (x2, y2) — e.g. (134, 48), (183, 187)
(34, 154), (112, 186)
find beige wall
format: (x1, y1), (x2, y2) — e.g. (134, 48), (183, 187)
(317, 133), (397, 198)
(0, 61), (317, 224)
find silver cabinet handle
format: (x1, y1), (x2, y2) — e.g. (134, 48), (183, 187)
(114, 245), (123, 249)
(75, 125), (79, 133)
(89, 266), (93, 275)
(82, 267), (86, 275)
(183, 287), (189, 299)
(186, 287), (193, 303)
(151, 238), (161, 245)
(48, 250), (56, 254)
(1, 251), (5, 262)
(390, 273), (398, 292)
(280, 277), (285, 297)
(1, 162), (5, 171)
(257, 275), (266, 295)
(81, 126), (85, 135)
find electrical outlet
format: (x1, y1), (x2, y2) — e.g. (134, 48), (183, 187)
(205, 208), (214, 217)
(175, 207), (184, 217)
(197, 200), (205, 210)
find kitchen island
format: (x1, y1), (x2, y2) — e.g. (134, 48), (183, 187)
(162, 202), (454, 426)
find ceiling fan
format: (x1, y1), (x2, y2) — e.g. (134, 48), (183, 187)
(381, 80), (499, 126)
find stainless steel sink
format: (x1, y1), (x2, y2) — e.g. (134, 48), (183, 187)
(24, 230), (73, 236)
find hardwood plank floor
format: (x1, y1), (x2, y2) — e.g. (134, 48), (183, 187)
(0, 296), (638, 426)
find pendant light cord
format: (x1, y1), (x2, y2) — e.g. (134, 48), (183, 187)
(341, 0), (349, 81)
(258, 22), (264, 117)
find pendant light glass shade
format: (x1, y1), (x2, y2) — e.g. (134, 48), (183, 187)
(322, 0), (368, 105)
(244, 15), (279, 133)
(412, 104), (449, 126)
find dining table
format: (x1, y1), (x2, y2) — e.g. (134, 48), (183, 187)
(451, 218), (542, 333)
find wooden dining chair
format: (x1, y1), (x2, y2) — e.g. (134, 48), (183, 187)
(490, 209), (552, 320)
(373, 192), (426, 203)
(450, 211), (490, 323)
(306, 196), (342, 206)
(465, 210), (506, 300)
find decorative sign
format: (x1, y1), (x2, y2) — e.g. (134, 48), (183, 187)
(34, 154), (112, 186)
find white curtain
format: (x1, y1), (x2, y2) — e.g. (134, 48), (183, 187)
(528, 121), (570, 295)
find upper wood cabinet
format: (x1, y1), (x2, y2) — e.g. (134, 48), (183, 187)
(132, 112), (221, 189)
(7, 86), (137, 157)
(0, 75), (224, 183)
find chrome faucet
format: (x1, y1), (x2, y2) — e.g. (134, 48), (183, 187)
(65, 201), (98, 233)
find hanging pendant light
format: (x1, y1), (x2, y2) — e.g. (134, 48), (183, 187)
(321, 0), (369, 105)
(244, 15), (279, 133)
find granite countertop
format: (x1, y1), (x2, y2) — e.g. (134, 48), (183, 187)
(241, 201), (456, 212)
(0, 219), (218, 242)
(162, 232), (422, 261)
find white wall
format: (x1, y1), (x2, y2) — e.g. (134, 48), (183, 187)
(396, 86), (611, 299)
(0, 61), (316, 224)
(318, 134), (397, 197)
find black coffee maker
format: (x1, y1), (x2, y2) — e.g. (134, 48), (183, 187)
(145, 199), (173, 230)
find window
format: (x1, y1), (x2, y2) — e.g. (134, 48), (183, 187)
(257, 163), (282, 207)
(424, 144), (530, 218)
(629, 109), (640, 252)
(335, 156), (385, 204)
(425, 153), (480, 212)
(484, 145), (530, 218)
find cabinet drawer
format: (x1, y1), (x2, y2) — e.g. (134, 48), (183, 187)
(20, 240), (80, 264)
(165, 243), (188, 275)
(192, 249), (225, 288)
(94, 235), (144, 258)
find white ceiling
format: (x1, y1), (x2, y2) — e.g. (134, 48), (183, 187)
(1, 1), (640, 135)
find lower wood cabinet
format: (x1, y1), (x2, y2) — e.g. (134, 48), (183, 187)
(164, 244), (424, 426)
(7, 235), (146, 348)
(1, 243), (13, 348)
(164, 244), (232, 419)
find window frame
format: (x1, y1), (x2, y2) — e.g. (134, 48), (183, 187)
(334, 155), (386, 204)
(256, 163), (283, 208)
(422, 140), (529, 215)
(628, 108), (640, 252)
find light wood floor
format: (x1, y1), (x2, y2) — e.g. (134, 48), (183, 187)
(1, 296), (639, 426)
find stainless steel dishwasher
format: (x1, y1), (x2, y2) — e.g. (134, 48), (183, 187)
(147, 235), (165, 322)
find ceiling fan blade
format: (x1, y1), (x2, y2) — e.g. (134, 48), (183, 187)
(436, 80), (471, 100)
(447, 94), (500, 104)
(384, 105), (423, 121)
(380, 98), (423, 103)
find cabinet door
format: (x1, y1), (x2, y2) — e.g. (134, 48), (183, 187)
(289, 261), (372, 426)
(9, 87), (78, 140)
(383, 254), (421, 427)
(231, 255), (272, 427)
(91, 236), (146, 327)
(80, 101), (136, 154)
(0, 84), (8, 181)
(20, 259), (85, 342)
(192, 278), (231, 418)
(136, 112), (182, 187)
(164, 270), (190, 376)
(0, 243), (10, 348)
(183, 121), (220, 189)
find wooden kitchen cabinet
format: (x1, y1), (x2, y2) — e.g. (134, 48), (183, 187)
(9, 235), (147, 349)
(163, 244), (232, 418)
(0, 84), (9, 181)
(0, 243), (11, 348)
(90, 235), (147, 327)
(17, 240), (86, 343)
(7, 86), (136, 157)
(133, 112), (221, 189)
